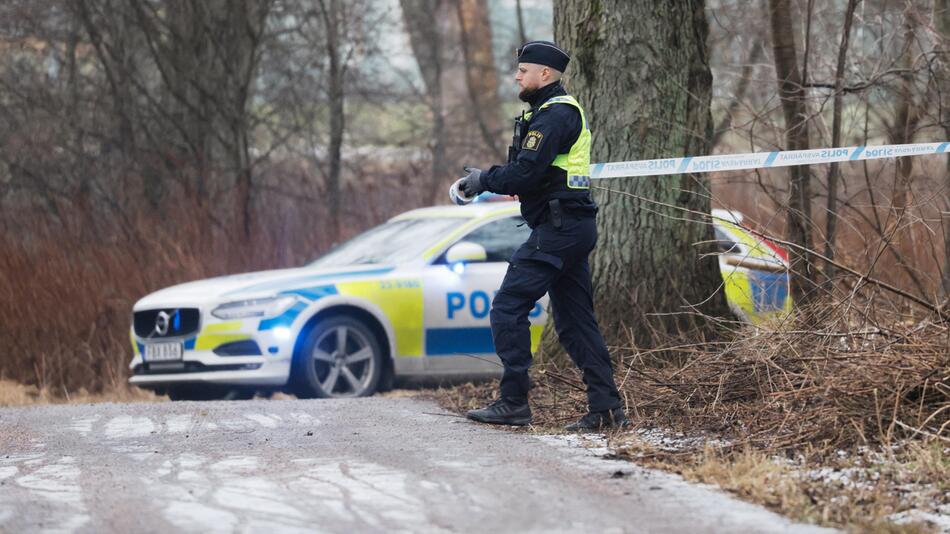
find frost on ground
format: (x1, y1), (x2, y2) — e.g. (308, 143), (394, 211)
(537, 426), (950, 533)
(891, 506), (950, 533)
(787, 446), (950, 534)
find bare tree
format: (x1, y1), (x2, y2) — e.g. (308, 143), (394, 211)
(401, 0), (448, 202)
(935, 0), (950, 299)
(824, 0), (861, 273)
(711, 41), (764, 149)
(515, 0), (528, 44)
(320, 0), (345, 241)
(76, 0), (272, 239)
(457, 0), (504, 160)
(887, 8), (920, 214)
(769, 0), (817, 304)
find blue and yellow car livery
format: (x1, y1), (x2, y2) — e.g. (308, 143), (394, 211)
(712, 209), (793, 322)
(129, 202), (543, 399)
(129, 202), (790, 400)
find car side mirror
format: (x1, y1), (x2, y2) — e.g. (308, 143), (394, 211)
(445, 241), (487, 266)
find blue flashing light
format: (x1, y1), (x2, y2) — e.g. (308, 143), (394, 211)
(172, 310), (181, 332)
(451, 262), (466, 275)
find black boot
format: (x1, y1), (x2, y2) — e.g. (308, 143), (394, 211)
(466, 398), (532, 426)
(564, 407), (630, 432)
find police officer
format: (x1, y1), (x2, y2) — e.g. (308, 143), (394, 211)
(459, 41), (629, 431)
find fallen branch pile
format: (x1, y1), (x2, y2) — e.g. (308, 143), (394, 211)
(526, 308), (949, 453)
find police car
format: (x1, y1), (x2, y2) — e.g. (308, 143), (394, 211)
(711, 209), (792, 322)
(129, 201), (789, 400)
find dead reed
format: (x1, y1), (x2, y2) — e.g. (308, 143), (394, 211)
(1, 172), (432, 396)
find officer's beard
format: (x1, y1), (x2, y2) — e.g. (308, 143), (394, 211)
(518, 86), (539, 103)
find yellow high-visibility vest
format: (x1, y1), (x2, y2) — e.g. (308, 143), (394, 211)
(524, 94), (591, 190)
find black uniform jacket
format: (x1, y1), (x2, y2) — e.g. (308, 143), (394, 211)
(479, 81), (595, 227)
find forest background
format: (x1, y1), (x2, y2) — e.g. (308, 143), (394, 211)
(0, 0), (947, 417)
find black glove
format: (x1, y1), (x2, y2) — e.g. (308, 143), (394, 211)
(458, 167), (484, 198)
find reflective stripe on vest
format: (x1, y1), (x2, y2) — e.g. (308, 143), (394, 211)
(522, 94), (592, 190)
(568, 175), (591, 188)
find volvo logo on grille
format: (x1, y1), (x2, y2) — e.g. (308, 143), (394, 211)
(154, 311), (171, 336)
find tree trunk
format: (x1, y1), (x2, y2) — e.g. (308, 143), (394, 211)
(228, 1), (271, 241)
(66, 13), (90, 216)
(876, 9), (926, 299)
(888, 10), (919, 214)
(769, 0), (816, 304)
(401, 0), (448, 203)
(934, 0), (950, 299)
(322, 0), (345, 241)
(457, 0), (504, 160)
(549, 0), (731, 351)
(515, 0), (528, 44)
(151, 0), (215, 203)
(824, 0), (860, 275)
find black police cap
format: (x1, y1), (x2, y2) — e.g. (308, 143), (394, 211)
(517, 40), (570, 72)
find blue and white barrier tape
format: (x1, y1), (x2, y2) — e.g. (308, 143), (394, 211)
(589, 141), (950, 179)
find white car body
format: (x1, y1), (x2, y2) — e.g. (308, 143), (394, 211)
(129, 201), (544, 395)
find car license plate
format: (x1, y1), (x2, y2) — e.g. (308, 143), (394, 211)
(145, 342), (183, 362)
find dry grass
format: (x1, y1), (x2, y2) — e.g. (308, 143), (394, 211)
(434, 381), (947, 533)
(431, 301), (949, 532)
(0, 378), (162, 407)
(0, 173), (433, 401)
(0, 381), (424, 406)
(656, 444), (940, 534)
(675, 447), (819, 522)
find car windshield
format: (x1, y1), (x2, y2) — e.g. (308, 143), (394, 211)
(309, 217), (468, 267)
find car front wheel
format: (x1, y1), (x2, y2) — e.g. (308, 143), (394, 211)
(292, 316), (383, 398)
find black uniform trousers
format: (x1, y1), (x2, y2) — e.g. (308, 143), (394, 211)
(490, 213), (622, 412)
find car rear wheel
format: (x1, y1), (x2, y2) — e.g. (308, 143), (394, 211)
(292, 316), (383, 398)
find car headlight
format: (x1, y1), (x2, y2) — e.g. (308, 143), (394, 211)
(211, 296), (298, 320)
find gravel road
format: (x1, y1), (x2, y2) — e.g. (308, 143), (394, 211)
(0, 397), (834, 533)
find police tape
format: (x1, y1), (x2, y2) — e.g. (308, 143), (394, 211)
(588, 141), (950, 179)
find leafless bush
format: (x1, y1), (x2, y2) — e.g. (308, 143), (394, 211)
(516, 291), (949, 455)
